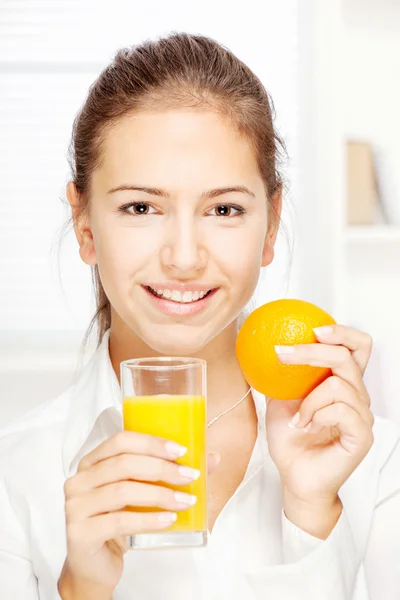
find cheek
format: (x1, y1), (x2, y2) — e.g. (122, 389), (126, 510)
(93, 221), (157, 284)
(213, 227), (265, 279)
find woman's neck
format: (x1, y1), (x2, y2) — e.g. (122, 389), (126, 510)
(108, 318), (251, 414)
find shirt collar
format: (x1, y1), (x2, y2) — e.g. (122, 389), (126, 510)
(62, 329), (268, 478)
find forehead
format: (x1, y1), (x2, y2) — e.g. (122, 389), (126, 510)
(93, 109), (263, 193)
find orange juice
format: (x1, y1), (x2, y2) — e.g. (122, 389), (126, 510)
(123, 394), (207, 533)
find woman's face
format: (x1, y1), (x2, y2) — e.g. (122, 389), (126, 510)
(69, 109), (280, 355)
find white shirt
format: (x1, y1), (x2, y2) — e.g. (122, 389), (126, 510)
(1, 330), (400, 600)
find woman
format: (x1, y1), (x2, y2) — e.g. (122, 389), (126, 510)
(1, 32), (399, 600)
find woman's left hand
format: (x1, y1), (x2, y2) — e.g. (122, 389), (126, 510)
(266, 324), (375, 513)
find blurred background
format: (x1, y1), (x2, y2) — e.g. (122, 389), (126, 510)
(1, 0), (399, 427)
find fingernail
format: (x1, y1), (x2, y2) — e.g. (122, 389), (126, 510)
(178, 466), (201, 480)
(213, 452), (221, 467)
(165, 441), (188, 458)
(288, 412), (300, 428)
(209, 451), (221, 465)
(304, 422), (312, 433)
(275, 345), (296, 354)
(158, 512), (178, 523)
(313, 326), (333, 337)
(174, 492), (197, 506)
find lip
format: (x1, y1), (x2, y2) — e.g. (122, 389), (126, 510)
(145, 282), (216, 292)
(142, 285), (219, 316)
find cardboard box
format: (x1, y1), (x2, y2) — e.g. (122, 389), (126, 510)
(347, 141), (379, 225)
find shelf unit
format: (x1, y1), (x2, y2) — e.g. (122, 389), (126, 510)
(345, 226), (400, 243)
(303, 0), (400, 424)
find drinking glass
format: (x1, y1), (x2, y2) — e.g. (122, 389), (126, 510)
(120, 357), (207, 550)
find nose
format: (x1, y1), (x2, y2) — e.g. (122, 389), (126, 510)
(160, 210), (207, 274)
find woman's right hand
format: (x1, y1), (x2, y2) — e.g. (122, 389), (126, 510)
(58, 430), (220, 598)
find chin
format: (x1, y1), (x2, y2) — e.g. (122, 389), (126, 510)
(144, 333), (209, 357)
(133, 320), (216, 356)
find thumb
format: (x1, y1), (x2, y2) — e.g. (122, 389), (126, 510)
(112, 535), (129, 554)
(207, 451), (221, 475)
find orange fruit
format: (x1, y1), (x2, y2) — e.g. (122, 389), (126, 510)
(236, 298), (336, 400)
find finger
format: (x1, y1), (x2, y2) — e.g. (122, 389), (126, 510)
(69, 454), (202, 495)
(65, 480), (197, 522)
(67, 510), (178, 554)
(77, 430), (188, 473)
(289, 376), (374, 430)
(313, 324), (373, 375)
(207, 451), (221, 476)
(112, 535), (129, 554)
(276, 343), (368, 400)
(304, 402), (374, 456)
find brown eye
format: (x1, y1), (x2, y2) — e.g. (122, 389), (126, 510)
(132, 202), (149, 215)
(210, 204), (245, 218)
(216, 205), (232, 216)
(119, 201), (156, 216)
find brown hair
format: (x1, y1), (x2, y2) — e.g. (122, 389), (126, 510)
(66, 32), (288, 347)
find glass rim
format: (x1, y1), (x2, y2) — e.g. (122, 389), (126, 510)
(120, 357), (206, 371)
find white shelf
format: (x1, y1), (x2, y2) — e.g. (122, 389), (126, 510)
(345, 226), (400, 242)
(345, 226), (400, 276)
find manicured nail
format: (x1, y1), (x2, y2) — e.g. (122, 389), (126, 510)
(158, 512), (178, 523)
(210, 452), (221, 467)
(165, 441), (188, 458)
(288, 412), (300, 428)
(178, 466), (201, 480)
(313, 326), (333, 337)
(174, 492), (197, 506)
(274, 345), (296, 354)
(304, 422), (312, 433)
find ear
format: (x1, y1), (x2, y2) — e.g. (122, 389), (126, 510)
(66, 181), (97, 266)
(261, 186), (282, 268)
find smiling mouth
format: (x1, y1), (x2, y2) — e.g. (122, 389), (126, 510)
(146, 286), (214, 303)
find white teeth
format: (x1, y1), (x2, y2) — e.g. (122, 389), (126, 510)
(182, 291), (193, 303)
(149, 287), (212, 303)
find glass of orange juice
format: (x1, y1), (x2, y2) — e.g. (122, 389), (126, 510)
(120, 357), (207, 550)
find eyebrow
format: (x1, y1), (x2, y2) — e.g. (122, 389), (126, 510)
(106, 184), (256, 200)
